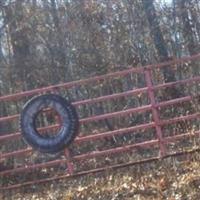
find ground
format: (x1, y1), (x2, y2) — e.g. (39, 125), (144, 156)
(2, 153), (200, 200)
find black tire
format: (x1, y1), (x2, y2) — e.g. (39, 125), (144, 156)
(20, 94), (79, 153)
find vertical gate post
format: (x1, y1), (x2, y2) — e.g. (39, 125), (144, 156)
(64, 149), (74, 175)
(144, 69), (166, 157)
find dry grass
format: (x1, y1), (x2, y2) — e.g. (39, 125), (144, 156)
(2, 153), (200, 200)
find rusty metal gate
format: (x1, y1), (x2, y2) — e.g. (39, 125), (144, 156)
(0, 54), (200, 190)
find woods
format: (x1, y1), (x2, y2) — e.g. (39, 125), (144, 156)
(0, 0), (200, 154)
(0, 1), (200, 197)
(0, 0), (200, 142)
(0, 0), (199, 93)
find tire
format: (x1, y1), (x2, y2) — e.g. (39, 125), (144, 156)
(20, 94), (79, 153)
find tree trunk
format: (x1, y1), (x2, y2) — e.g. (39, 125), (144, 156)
(50, 0), (67, 66)
(141, 0), (177, 83)
(0, 95), (8, 135)
(177, 0), (199, 55)
(4, 2), (32, 90)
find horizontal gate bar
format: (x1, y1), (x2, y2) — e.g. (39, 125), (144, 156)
(1, 122), (155, 159)
(159, 113), (200, 126)
(0, 156), (162, 191)
(1, 75), (199, 124)
(164, 130), (200, 143)
(1, 129), (200, 176)
(0, 53), (200, 102)
(1, 146), (200, 191)
(76, 122), (155, 143)
(0, 139), (159, 176)
(0, 68), (144, 102)
(0, 124), (59, 142)
(80, 105), (152, 123)
(1, 109), (200, 158)
(73, 87), (148, 106)
(0, 158), (67, 176)
(0, 87), (148, 123)
(155, 96), (192, 107)
(154, 76), (200, 90)
(0, 92), (198, 143)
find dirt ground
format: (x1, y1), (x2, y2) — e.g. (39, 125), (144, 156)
(1, 153), (200, 200)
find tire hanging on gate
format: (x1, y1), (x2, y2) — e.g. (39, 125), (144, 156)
(20, 94), (79, 153)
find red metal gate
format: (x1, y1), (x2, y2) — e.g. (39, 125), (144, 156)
(0, 54), (200, 190)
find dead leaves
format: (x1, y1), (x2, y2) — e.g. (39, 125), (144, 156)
(4, 159), (200, 200)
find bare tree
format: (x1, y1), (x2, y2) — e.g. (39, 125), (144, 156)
(141, 0), (177, 83)
(177, 0), (199, 55)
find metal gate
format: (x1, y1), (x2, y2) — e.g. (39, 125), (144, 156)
(0, 54), (200, 190)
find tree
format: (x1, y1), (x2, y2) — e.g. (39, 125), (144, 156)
(141, 0), (177, 83)
(177, 0), (199, 55)
(4, 1), (32, 90)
